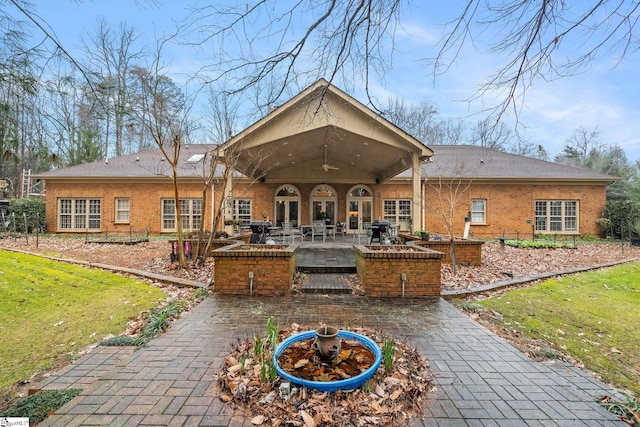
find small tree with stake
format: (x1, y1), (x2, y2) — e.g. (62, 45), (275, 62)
(427, 163), (471, 275)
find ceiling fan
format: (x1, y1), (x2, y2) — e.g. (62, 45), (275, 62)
(322, 144), (339, 172)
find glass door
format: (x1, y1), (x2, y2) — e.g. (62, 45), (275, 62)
(275, 200), (300, 227)
(310, 185), (338, 226)
(274, 186), (301, 227)
(346, 186), (373, 234)
(312, 200), (335, 225)
(347, 200), (372, 233)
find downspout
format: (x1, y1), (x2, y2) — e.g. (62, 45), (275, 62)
(210, 182), (215, 233)
(422, 177), (427, 232)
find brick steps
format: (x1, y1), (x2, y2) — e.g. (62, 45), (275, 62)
(299, 273), (353, 294)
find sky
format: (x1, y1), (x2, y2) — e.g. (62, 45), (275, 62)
(24, 1), (640, 163)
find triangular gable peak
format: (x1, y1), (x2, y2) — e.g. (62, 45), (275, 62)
(221, 79), (433, 184)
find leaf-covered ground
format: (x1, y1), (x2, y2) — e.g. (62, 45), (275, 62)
(1, 237), (637, 291)
(217, 324), (433, 427)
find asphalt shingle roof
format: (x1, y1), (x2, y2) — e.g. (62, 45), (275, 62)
(35, 144), (218, 179)
(419, 145), (617, 181)
(35, 144), (617, 182)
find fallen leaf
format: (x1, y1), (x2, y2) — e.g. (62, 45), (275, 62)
(219, 393), (232, 402)
(300, 409), (315, 427)
(294, 358), (309, 369)
(390, 389), (403, 400)
(228, 364), (242, 373)
(374, 384), (386, 398)
(250, 414), (265, 425)
(369, 400), (388, 414)
(610, 347), (622, 354)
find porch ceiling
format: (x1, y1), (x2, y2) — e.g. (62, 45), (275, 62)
(221, 79), (433, 184)
(231, 125), (418, 184)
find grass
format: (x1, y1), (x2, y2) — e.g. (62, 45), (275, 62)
(0, 250), (168, 398)
(476, 261), (640, 396)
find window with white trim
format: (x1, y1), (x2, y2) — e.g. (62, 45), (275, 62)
(162, 199), (203, 232)
(58, 198), (101, 230)
(535, 200), (578, 233)
(115, 198), (130, 223)
(471, 199), (486, 224)
(233, 199), (252, 227)
(383, 199), (411, 228)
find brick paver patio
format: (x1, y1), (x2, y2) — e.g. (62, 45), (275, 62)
(38, 294), (625, 426)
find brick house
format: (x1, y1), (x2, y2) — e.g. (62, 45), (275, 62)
(36, 79), (616, 238)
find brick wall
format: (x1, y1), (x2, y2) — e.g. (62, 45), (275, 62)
(44, 178), (607, 239)
(423, 182), (606, 238)
(212, 243), (296, 296)
(45, 180), (210, 235)
(410, 239), (483, 265)
(355, 245), (444, 298)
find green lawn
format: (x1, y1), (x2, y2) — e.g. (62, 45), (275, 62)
(0, 250), (168, 397)
(476, 261), (640, 396)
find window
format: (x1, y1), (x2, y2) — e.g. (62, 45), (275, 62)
(535, 200), (578, 233)
(233, 199), (252, 227)
(58, 198), (101, 231)
(115, 198), (130, 223)
(471, 199), (486, 224)
(383, 199), (411, 229)
(162, 199), (203, 232)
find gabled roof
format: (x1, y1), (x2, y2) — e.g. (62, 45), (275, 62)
(416, 145), (618, 182)
(218, 79), (434, 184)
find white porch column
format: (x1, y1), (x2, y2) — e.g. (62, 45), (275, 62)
(223, 174), (234, 235)
(411, 151), (421, 234)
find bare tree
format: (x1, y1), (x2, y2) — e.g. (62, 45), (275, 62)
(183, 0), (404, 109)
(555, 126), (605, 167)
(508, 139), (549, 161)
(469, 119), (515, 151)
(382, 97), (440, 143)
(435, 118), (468, 146)
(129, 37), (192, 266)
(433, 1), (640, 123)
(85, 20), (145, 157)
(43, 70), (103, 167)
(192, 87), (241, 262)
(556, 126), (636, 199)
(427, 163), (472, 274)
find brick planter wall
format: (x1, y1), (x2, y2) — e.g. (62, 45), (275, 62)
(409, 239), (483, 266)
(355, 245), (444, 298)
(212, 243), (297, 296)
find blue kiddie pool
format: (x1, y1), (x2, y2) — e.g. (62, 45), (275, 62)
(273, 329), (383, 392)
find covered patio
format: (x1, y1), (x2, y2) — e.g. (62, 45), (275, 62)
(218, 79), (434, 236)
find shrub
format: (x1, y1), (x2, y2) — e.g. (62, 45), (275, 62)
(1, 388), (81, 424)
(604, 199), (640, 239)
(8, 198), (46, 233)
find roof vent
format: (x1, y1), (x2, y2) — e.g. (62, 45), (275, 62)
(136, 157), (140, 162)
(105, 157), (109, 164)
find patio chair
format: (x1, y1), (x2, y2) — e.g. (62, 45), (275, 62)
(282, 221), (300, 244)
(311, 221), (326, 242)
(353, 221), (371, 244)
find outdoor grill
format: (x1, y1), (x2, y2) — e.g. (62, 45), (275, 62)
(249, 220), (271, 244)
(370, 220), (391, 243)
